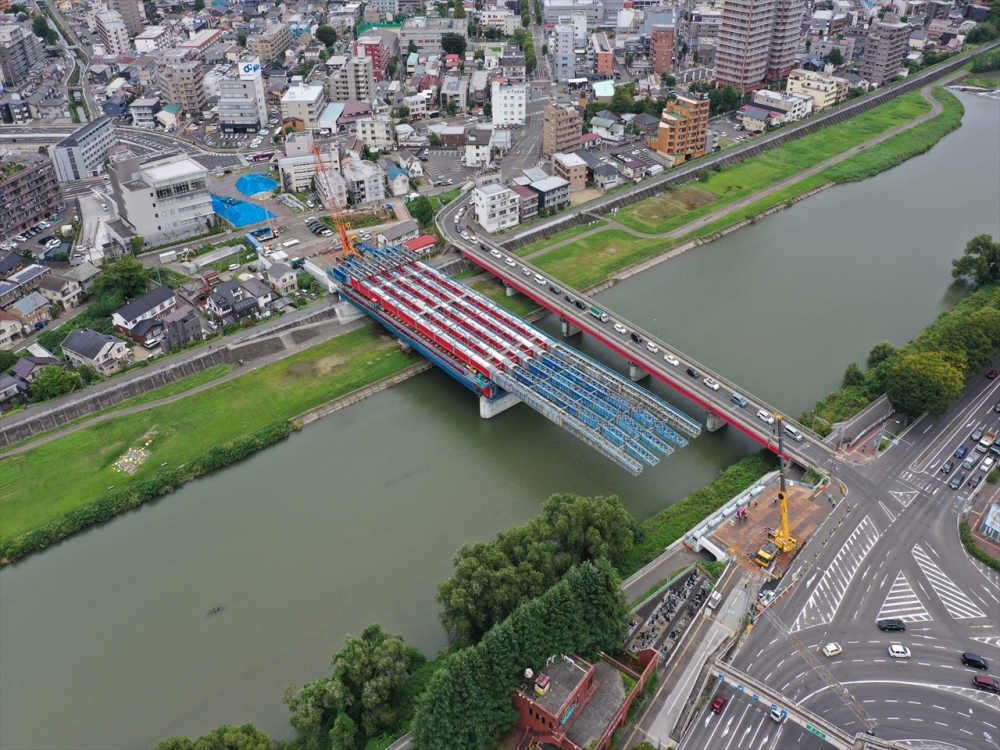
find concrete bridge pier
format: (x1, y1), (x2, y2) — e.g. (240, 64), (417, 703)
(629, 362), (649, 381)
(561, 319), (581, 337)
(705, 411), (728, 432)
(480, 391), (520, 418)
(505, 284), (518, 297)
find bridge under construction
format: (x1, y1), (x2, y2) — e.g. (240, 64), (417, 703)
(332, 245), (701, 475)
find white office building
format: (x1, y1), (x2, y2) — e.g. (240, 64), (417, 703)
(96, 10), (130, 56)
(342, 160), (385, 204)
(474, 181), (519, 233)
(356, 116), (395, 150)
(490, 79), (526, 127)
(551, 24), (575, 82)
(281, 84), (327, 130)
(53, 116), (119, 182)
(218, 57), (268, 133)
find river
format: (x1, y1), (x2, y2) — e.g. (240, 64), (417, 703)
(1, 92), (997, 750)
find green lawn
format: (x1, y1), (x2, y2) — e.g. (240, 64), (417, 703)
(0, 328), (413, 543)
(471, 280), (540, 317)
(532, 230), (671, 290)
(451, 268), (481, 280)
(512, 219), (608, 257)
(617, 90), (932, 235)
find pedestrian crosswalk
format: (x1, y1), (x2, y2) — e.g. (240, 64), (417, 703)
(911, 543), (986, 620)
(971, 635), (1000, 649)
(876, 572), (932, 622)
(792, 516), (880, 632)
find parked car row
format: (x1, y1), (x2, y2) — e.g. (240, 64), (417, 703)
(304, 217), (333, 237)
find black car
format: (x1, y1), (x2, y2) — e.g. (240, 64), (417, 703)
(940, 460), (954, 475)
(480, 243), (490, 252)
(969, 473), (983, 488)
(950, 472), (966, 489)
(574, 300), (587, 310)
(630, 332), (643, 344)
(549, 285), (561, 294)
(37, 235), (54, 244)
(877, 619), (906, 632)
(564, 294), (576, 303)
(962, 652), (989, 670)
(686, 367), (699, 378)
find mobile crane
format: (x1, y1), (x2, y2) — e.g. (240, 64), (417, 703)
(752, 414), (797, 567)
(312, 144), (360, 261)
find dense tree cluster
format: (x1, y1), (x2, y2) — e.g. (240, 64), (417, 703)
(952, 234), (1000, 286)
(436, 494), (637, 644)
(413, 560), (628, 750)
(966, 1), (1000, 43)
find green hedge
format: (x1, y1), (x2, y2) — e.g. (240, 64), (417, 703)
(0, 420), (295, 565)
(622, 450), (778, 576)
(959, 520), (1000, 573)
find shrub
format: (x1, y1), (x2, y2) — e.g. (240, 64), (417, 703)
(959, 520), (1000, 573)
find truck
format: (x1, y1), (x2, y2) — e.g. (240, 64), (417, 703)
(589, 306), (610, 323)
(159, 250), (177, 264)
(978, 430), (997, 453)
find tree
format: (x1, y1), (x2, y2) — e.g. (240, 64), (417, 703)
(396, 105), (410, 119)
(77, 365), (98, 385)
(887, 351), (964, 418)
(0, 350), (18, 373)
(660, 73), (676, 87)
(387, 56), (397, 76)
(315, 24), (338, 48)
(952, 234), (1000, 286)
(90, 255), (151, 301)
(31, 365), (79, 402)
(193, 0), (204, 10)
(129, 236), (144, 255)
(408, 195), (435, 227)
(867, 341), (896, 368)
(408, 40), (418, 54)
(541, 43), (548, 55)
(483, 101), (492, 117)
(440, 32), (466, 56)
(453, 0), (466, 18)
(610, 84), (636, 113)
(32, 15), (56, 44)
(842, 362), (865, 388)
(428, 131), (442, 147)
(825, 48), (844, 66)
(238, 33), (247, 47)
(446, 98), (458, 116)
(297, 272), (315, 290)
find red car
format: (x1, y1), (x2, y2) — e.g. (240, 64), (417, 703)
(988, 370), (998, 380)
(711, 694), (728, 714)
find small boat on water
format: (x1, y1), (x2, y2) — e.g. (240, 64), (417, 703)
(207, 606), (223, 616)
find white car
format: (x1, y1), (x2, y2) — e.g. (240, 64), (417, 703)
(664, 354), (680, 366)
(521, 267), (531, 276)
(646, 342), (659, 354)
(704, 377), (720, 391)
(757, 409), (775, 425)
(614, 323), (628, 335)
(504, 257), (516, 267)
(490, 249), (502, 259)
(888, 644), (911, 659)
(228, 263), (240, 271)
(45, 239), (62, 249)
(461, 231), (470, 240)
(822, 643), (843, 658)
(534, 274), (546, 285)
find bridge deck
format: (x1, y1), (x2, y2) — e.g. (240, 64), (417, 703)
(331, 245), (701, 475)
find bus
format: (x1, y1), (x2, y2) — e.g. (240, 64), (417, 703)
(249, 151), (274, 162)
(282, 239), (300, 248)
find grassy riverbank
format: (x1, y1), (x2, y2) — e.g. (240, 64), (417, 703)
(512, 219), (608, 257)
(533, 230), (671, 289)
(0, 327), (412, 545)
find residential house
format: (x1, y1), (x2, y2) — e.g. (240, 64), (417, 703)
(739, 104), (781, 132)
(402, 234), (437, 256)
(240, 277), (276, 309)
(160, 303), (202, 352)
(377, 219), (420, 247)
(619, 159), (646, 180)
(589, 116), (625, 143)
(385, 165), (410, 197)
(0, 309), (22, 350)
(8, 291), (50, 327)
(266, 262), (298, 296)
(552, 152), (587, 190)
(474, 181), (520, 233)
(0, 373), (28, 408)
(399, 151), (424, 178)
(593, 163), (621, 192)
(0, 252), (25, 280)
(510, 184), (538, 222)
(205, 279), (246, 319)
(62, 328), (130, 376)
(57, 261), (101, 292)
(111, 285), (177, 334)
(37, 275), (82, 309)
(12, 355), (62, 382)
(127, 317), (165, 346)
(527, 176), (571, 210)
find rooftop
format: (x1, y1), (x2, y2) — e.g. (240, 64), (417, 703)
(566, 661), (628, 748)
(534, 657), (590, 716)
(555, 152), (587, 168)
(282, 85), (325, 103)
(530, 175), (571, 192)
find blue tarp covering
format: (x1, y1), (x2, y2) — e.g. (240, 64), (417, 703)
(212, 194), (276, 227)
(235, 173), (278, 196)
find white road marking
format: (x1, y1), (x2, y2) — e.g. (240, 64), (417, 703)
(912, 543), (986, 619)
(876, 571), (933, 622)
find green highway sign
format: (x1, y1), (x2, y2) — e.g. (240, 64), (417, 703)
(806, 724), (827, 740)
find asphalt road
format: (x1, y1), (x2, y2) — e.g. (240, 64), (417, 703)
(726, 368), (1000, 750)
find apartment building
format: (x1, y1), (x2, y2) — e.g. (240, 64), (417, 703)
(218, 57), (268, 133)
(591, 32), (614, 78)
(106, 151), (214, 247)
(0, 154), (63, 242)
(785, 68), (848, 109)
(648, 95), (709, 167)
(752, 89), (812, 120)
(0, 23), (45, 88)
(129, 97), (161, 128)
(342, 160), (385, 204)
(107, 0), (144, 38)
(330, 56), (376, 101)
(96, 11), (130, 56)
(281, 84), (326, 130)
(357, 116), (395, 150)
(542, 101), (582, 158)
(474, 181), (520, 233)
(354, 35), (390, 81)
(552, 152), (587, 190)
(399, 17), (467, 56)
(134, 26), (171, 53)
(861, 19), (909, 86)
(715, 0), (805, 90)
(278, 135), (340, 192)
(248, 23), (293, 63)
(491, 79), (526, 126)
(52, 116), (119, 182)
(649, 24), (675, 73)
(551, 23), (575, 82)
(157, 49), (207, 115)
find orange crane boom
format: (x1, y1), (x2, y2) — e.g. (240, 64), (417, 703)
(312, 144), (359, 261)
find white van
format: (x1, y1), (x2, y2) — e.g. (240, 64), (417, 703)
(783, 425), (803, 442)
(980, 456), (995, 473)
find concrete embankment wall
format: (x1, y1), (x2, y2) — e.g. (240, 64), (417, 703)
(0, 305), (344, 448)
(500, 49), (991, 252)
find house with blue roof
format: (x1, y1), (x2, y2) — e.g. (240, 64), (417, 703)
(385, 164), (410, 197)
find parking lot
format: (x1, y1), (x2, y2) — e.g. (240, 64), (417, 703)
(420, 149), (478, 186)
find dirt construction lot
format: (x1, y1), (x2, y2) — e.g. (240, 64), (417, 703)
(624, 186), (719, 229)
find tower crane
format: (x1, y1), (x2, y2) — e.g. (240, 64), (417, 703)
(752, 414), (797, 567)
(312, 144), (360, 261)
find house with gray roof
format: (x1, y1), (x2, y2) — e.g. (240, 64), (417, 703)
(62, 328), (130, 376)
(13, 355), (62, 382)
(376, 219), (420, 247)
(8, 291), (51, 327)
(112, 285), (176, 334)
